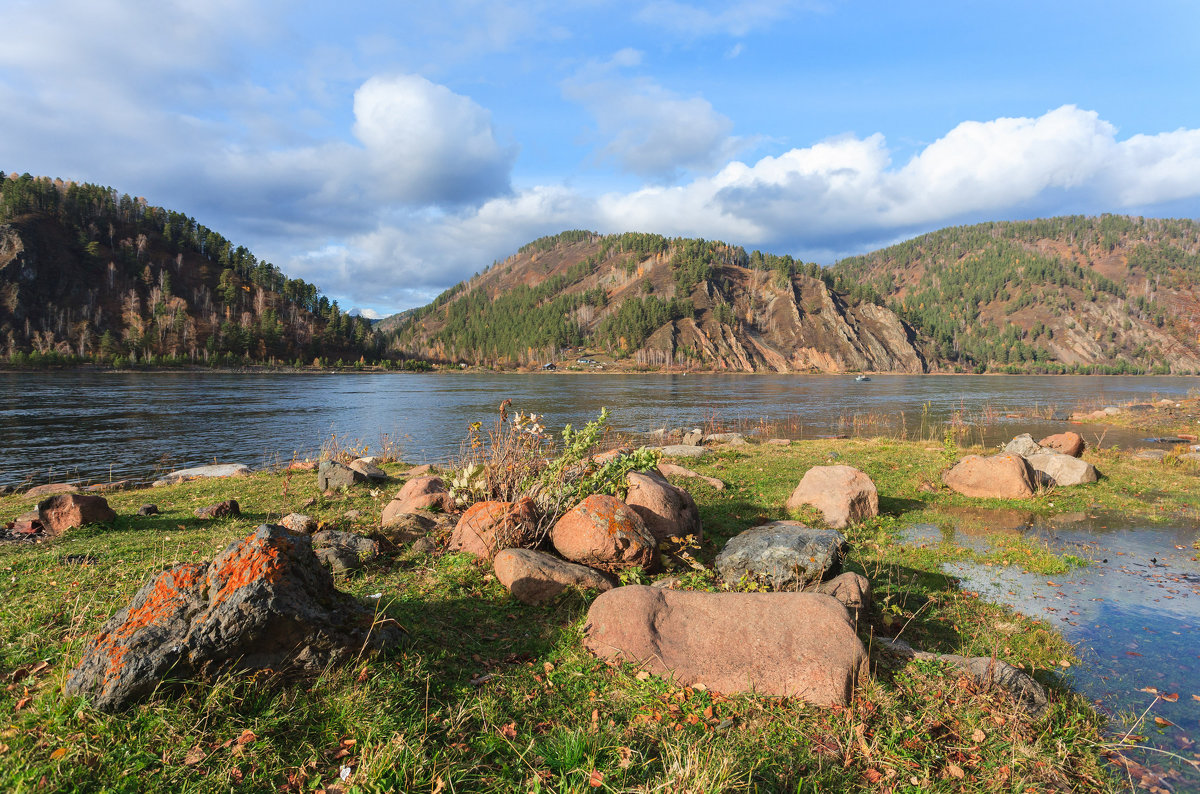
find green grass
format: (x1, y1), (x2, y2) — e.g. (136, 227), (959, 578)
(2, 437), (1185, 792)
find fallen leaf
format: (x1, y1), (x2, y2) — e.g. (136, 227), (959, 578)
(498, 723), (517, 740)
(617, 746), (633, 769)
(49, 748), (67, 761)
(1162, 693), (1179, 703)
(635, 671), (651, 681)
(947, 763), (965, 779)
(1154, 717), (1175, 727)
(971, 728), (986, 743)
(235, 729), (256, 746)
(1139, 687), (1160, 695)
(14, 697), (30, 711)
(432, 775), (446, 794)
(588, 770), (604, 787)
(183, 746), (206, 766)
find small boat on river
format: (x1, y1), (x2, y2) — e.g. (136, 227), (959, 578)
(854, 375), (871, 382)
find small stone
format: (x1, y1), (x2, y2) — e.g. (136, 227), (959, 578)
(703, 432), (746, 446)
(349, 459), (387, 482)
(317, 461), (365, 491)
(411, 537), (437, 554)
(382, 476), (454, 520)
(194, 499), (240, 519)
(280, 513), (317, 534)
(343, 509), (362, 520)
(137, 504), (159, 517)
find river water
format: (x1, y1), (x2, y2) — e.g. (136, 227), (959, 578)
(2, 371), (1198, 487)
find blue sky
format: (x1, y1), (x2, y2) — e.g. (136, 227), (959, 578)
(3, 0), (1199, 316)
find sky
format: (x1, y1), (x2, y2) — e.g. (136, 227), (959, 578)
(3, 1), (1200, 318)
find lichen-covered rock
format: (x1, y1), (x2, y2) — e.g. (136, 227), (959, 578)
(785, 465), (878, 529)
(715, 521), (847, 589)
(64, 525), (404, 711)
(38, 494), (117, 535)
(448, 497), (539, 559)
(493, 548), (614, 604)
(625, 470), (702, 543)
(942, 454), (1036, 499)
(551, 495), (657, 572)
(583, 586), (867, 705)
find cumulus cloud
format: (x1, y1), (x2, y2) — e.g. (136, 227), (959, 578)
(309, 105), (1200, 314)
(563, 52), (743, 181)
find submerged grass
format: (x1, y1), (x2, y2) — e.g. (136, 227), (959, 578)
(2, 434), (1191, 792)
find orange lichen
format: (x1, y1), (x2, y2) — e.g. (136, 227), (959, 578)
(208, 531), (293, 607)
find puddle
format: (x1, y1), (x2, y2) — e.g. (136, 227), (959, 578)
(904, 510), (1200, 786)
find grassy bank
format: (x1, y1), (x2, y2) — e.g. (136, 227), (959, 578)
(2, 436), (1195, 792)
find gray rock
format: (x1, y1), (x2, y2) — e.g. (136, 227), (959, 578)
(1003, 434), (1044, 458)
(63, 525), (405, 711)
(703, 432), (747, 446)
(1026, 451), (1098, 487)
(681, 429), (703, 446)
(715, 521), (848, 589)
(312, 530), (379, 572)
(879, 639), (1048, 716)
(410, 537), (437, 554)
(137, 504), (159, 517)
(658, 444), (706, 458)
(1181, 452), (1200, 462)
(1134, 449), (1168, 461)
(349, 458), (387, 482)
(153, 464), (250, 487)
(318, 460), (365, 491)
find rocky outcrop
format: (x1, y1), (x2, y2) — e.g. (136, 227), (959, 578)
(784, 465), (878, 528)
(715, 521), (847, 589)
(943, 454), (1036, 499)
(64, 525), (405, 711)
(551, 495), (657, 572)
(583, 586), (868, 705)
(493, 548), (614, 604)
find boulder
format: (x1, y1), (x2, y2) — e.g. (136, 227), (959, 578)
(715, 521), (847, 589)
(63, 525), (405, 711)
(382, 476), (454, 520)
(153, 464), (251, 487)
(1026, 452), (1098, 487)
(942, 454), (1036, 499)
(681, 429), (703, 446)
(493, 548), (614, 604)
(194, 499), (240, 519)
(448, 497), (539, 559)
(784, 465), (878, 529)
(583, 586), (867, 705)
(659, 445), (705, 458)
(656, 462), (725, 491)
(25, 483), (79, 499)
(280, 513), (317, 534)
(38, 494), (117, 535)
(312, 530), (379, 573)
(349, 458), (387, 483)
(1002, 434), (1044, 458)
(317, 460), (364, 491)
(815, 572), (872, 611)
(625, 470), (702, 543)
(1037, 431), (1085, 457)
(551, 495), (657, 572)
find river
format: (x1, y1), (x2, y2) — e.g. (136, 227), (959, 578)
(1, 371), (1198, 487)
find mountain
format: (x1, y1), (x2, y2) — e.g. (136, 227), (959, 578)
(0, 173), (386, 367)
(388, 216), (1200, 374)
(831, 215), (1200, 373)
(388, 231), (929, 372)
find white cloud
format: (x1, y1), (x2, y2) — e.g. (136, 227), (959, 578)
(563, 53), (744, 181)
(636, 0), (819, 37)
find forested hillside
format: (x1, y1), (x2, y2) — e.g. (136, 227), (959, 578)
(390, 216), (1200, 374)
(831, 215), (1200, 373)
(389, 231), (928, 373)
(0, 173), (391, 367)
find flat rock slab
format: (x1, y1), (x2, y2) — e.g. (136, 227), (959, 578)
(658, 445), (706, 458)
(715, 521), (847, 589)
(153, 464), (250, 487)
(64, 524), (405, 711)
(656, 462), (725, 491)
(493, 548), (614, 604)
(583, 586), (867, 705)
